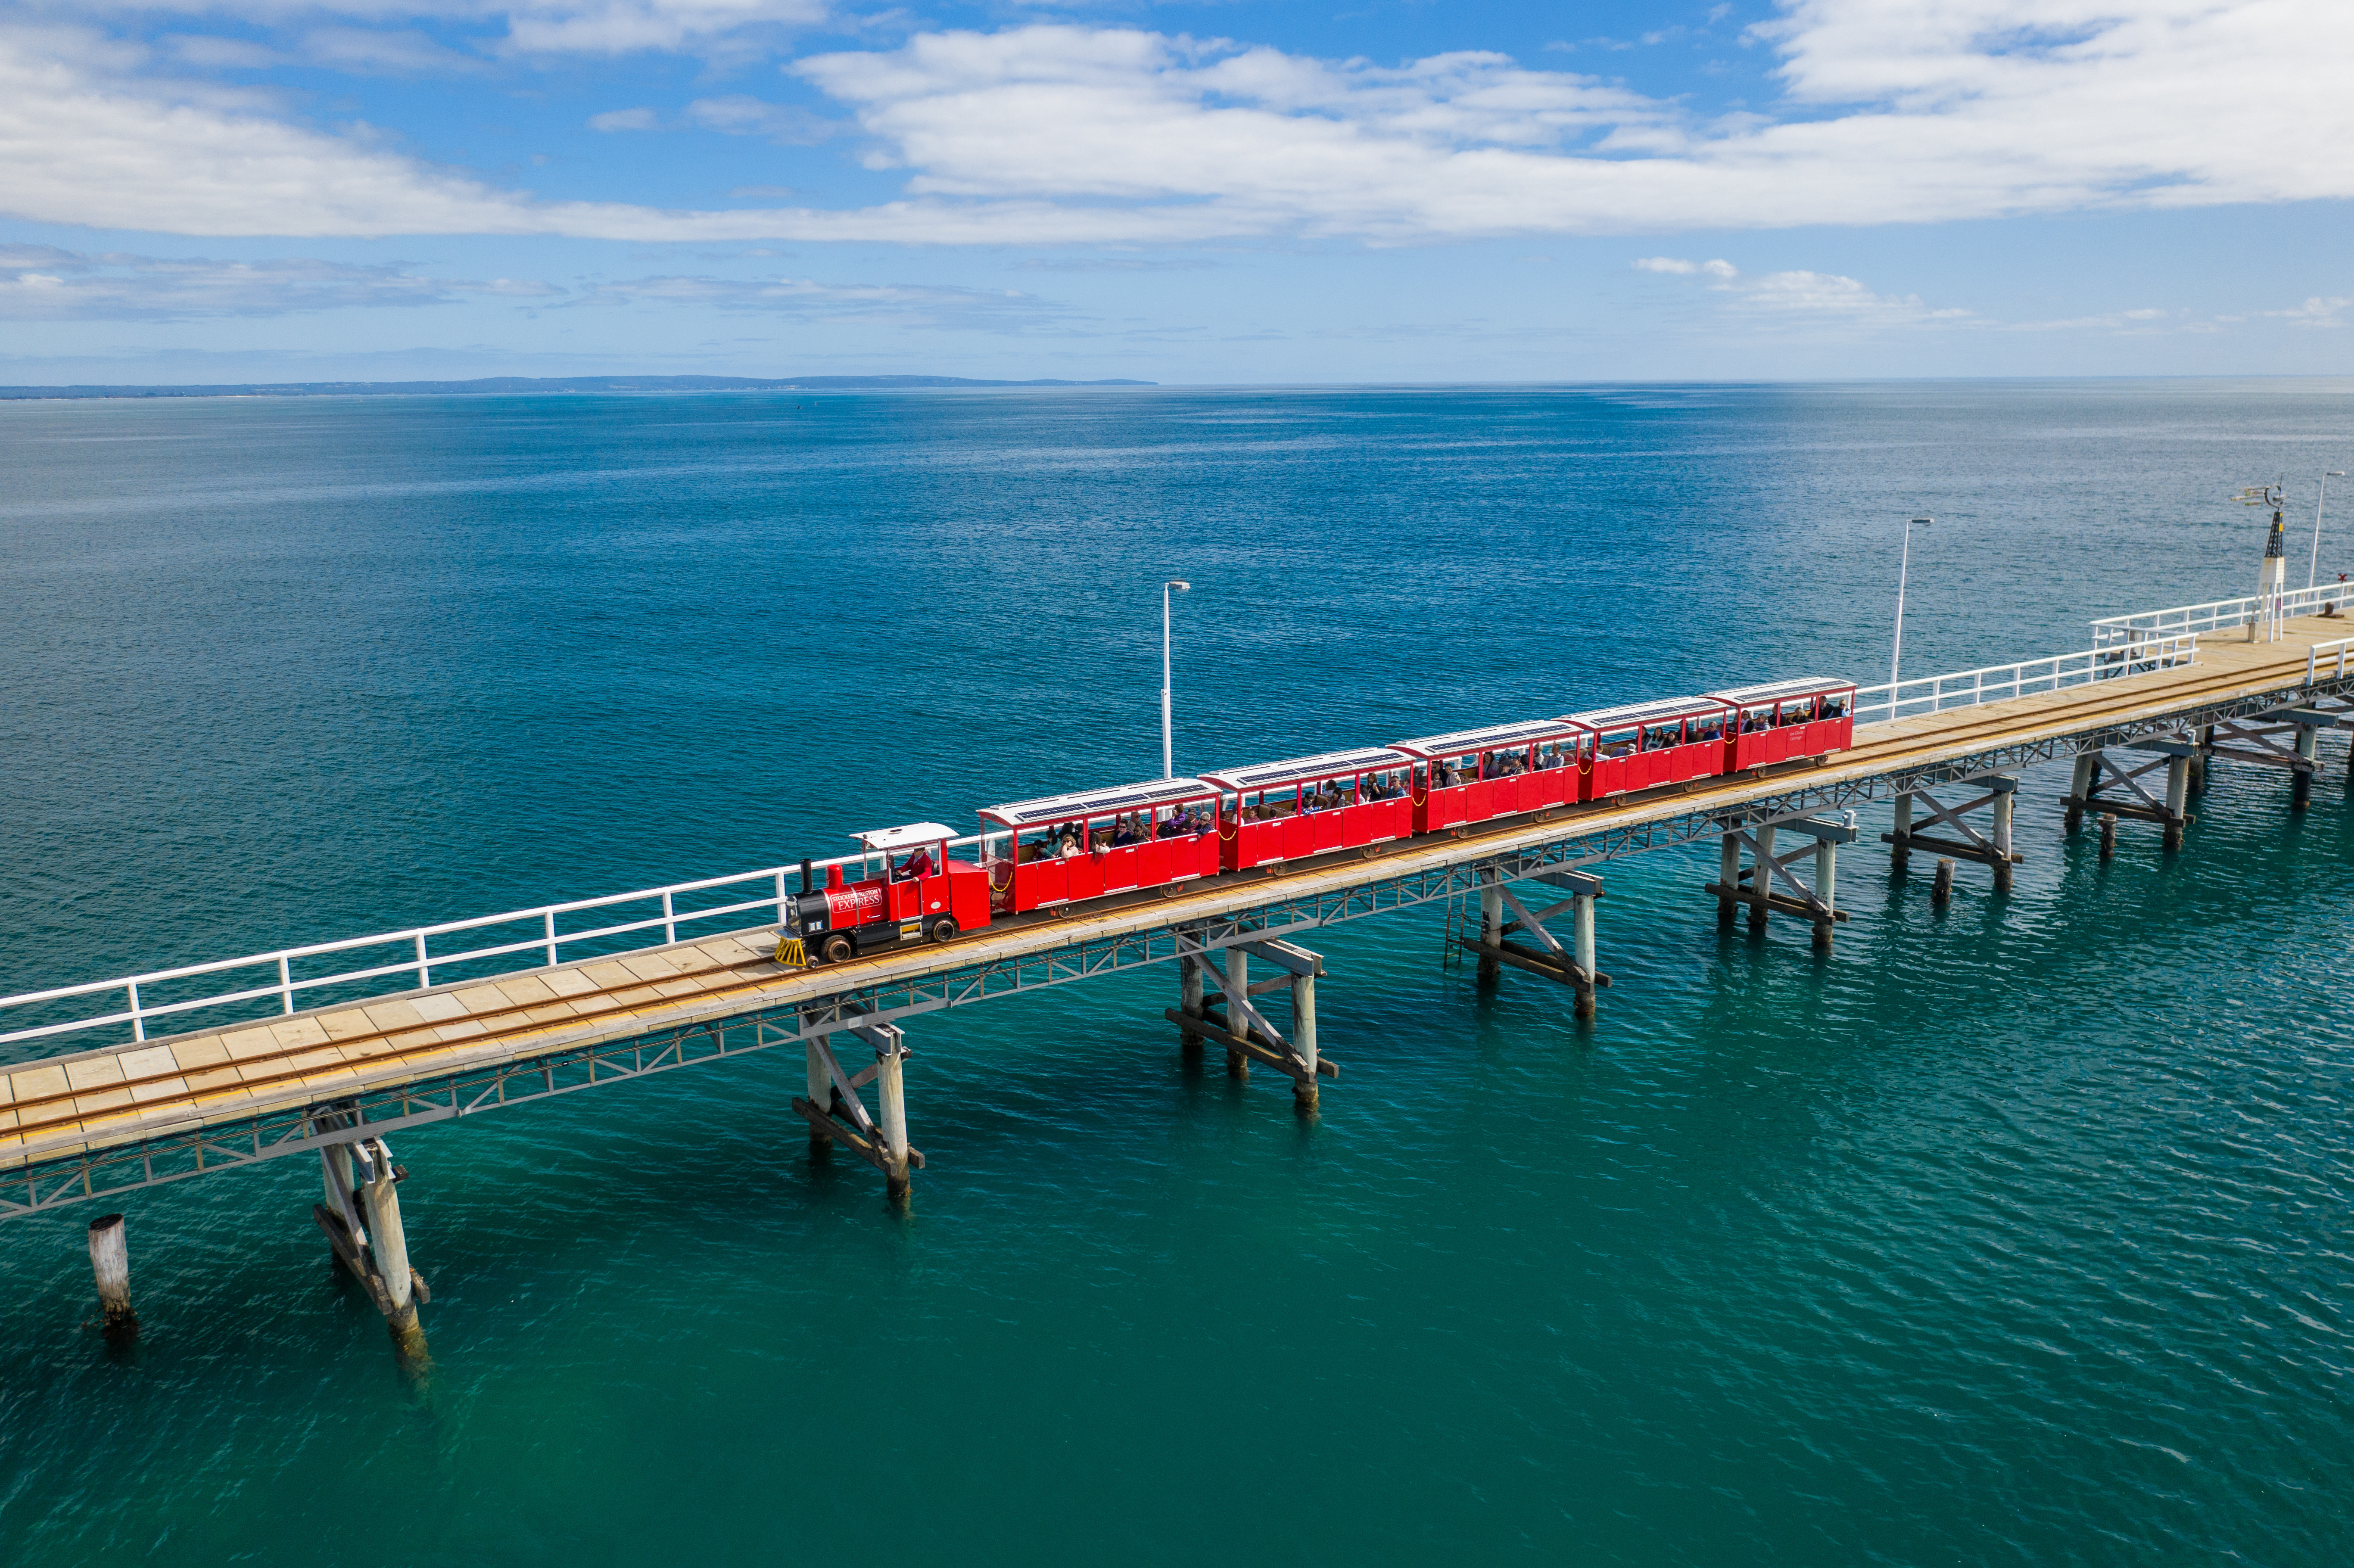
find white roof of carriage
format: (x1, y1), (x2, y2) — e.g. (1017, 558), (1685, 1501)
(1198, 746), (1414, 792)
(1391, 718), (1585, 759)
(1561, 695), (1734, 732)
(849, 821), (958, 852)
(1710, 677), (1856, 706)
(980, 777), (1213, 825)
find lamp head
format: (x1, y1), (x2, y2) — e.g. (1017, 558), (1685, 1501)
(1167, 579), (1190, 592)
(1908, 516), (1931, 526)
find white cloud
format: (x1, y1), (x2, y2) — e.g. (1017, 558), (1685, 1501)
(588, 106), (659, 130)
(301, 27), (488, 75)
(1634, 255), (1971, 328)
(1635, 256), (1738, 278)
(2269, 296), (2351, 328)
(6, 5), (2354, 246)
(35, 2), (831, 59)
(0, 242), (555, 318)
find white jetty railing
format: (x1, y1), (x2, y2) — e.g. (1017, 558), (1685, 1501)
(1851, 633), (2201, 727)
(2091, 583), (2348, 647)
(0, 834), (1006, 1055)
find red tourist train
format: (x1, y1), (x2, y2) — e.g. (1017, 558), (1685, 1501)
(774, 676), (1856, 964)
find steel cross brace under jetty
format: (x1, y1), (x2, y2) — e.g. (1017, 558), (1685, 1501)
(5, 608), (2354, 1238)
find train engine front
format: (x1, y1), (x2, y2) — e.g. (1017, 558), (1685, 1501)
(775, 823), (992, 966)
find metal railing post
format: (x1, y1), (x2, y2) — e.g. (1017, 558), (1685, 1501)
(544, 908), (559, 968)
(128, 983), (144, 1043)
(278, 954), (295, 1015)
(663, 890), (677, 946)
(415, 931), (431, 989)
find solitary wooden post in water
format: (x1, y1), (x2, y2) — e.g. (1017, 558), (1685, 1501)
(87, 1213), (136, 1340)
(2100, 813), (2117, 860)
(1931, 858), (1954, 906)
(1890, 793), (1913, 871)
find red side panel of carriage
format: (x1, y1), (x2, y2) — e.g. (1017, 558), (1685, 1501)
(1391, 720), (1585, 834)
(981, 778), (1222, 915)
(1563, 697), (1736, 803)
(1712, 679), (1859, 772)
(1202, 747), (1418, 871)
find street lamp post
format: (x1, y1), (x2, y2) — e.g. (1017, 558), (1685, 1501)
(2310, 471), (2346, 590)
(1891, 516), (1931, 694)
(1161, 579), (1190, 778)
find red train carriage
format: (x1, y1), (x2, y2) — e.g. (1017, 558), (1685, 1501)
(780, 821), (994, 964)
(1710, 678), (1856, 771)
(1563, 697), (1734, 801)
(1199, 747), (1416, 871)
(1392, 719), (1587, 833)
(980, 778), (1220, 914)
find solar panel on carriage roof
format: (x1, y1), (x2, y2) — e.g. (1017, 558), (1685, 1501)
(1391, 718), (1583, 758)
(1198, 747), (1413, 792)
(981, 777), (1213, 824)
(1563, 696), (1733, 731)
(1711, 677), (1856, 706)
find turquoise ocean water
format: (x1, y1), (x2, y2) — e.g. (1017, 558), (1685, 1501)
(1, 382), (2351, 1564)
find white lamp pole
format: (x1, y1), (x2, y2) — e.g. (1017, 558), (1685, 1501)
(1891, 516), (1930, 693)
(1161, 579), (1190, 778)
(2310, 471), (2346, 590)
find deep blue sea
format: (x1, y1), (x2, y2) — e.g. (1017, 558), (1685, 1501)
(3, 381), (2352, 1565)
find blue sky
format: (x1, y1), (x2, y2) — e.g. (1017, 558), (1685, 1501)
(3, 1), (2351, 383)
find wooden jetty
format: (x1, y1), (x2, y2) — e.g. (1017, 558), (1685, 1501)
(4, 589), (2351, 1352)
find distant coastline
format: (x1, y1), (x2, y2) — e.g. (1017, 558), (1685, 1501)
(0, 374), (1157, 401)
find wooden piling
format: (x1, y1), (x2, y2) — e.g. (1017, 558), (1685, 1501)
(1573, 892), (1599, 1020)
(1931, 858), (1954, 906)
(2099, 813), (2117, 860)
(355, 1151), (425, 1353)
(1476, 873), (1503, 982)
(1226, 946), (1250, 1078)
(1890, 793), (1913, 872)
(2163, 755), (2190, 850)
(2294, 724), (2317, 807)
(1290, 972), (1319, 1112)
(1812, 837), (1838, 954)
(1748, 823), (1776, 933)
(87, 1213), (136, 1340)
(1178, 945), (1205, 1065)
(1717, 833), (1739, 927)
(875, 1038), (912, 1204)
(2065, 753), (2094, 834)
(1990, 786), (2016, 894)
(805, 1036), (832, 1153)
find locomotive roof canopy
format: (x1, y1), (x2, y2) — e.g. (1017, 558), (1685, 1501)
(850, 821), (958, 852)
(1198, 746), (1414, 792)
(1562, 695), (1735, 732)
(1710, 676), (1856, 706)
(1391, 717), (1585, 759)
(981, 777), (1214, 825)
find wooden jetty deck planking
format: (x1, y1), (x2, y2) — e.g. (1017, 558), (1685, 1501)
(4, 613), (2349, 1182)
